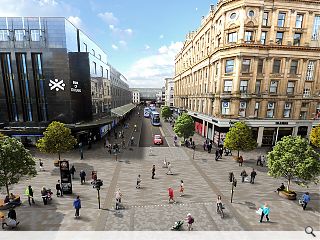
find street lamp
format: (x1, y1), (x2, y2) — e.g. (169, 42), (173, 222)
(229, 172), (237, 203)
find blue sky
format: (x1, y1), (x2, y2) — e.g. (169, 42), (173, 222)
(0, 0), (217, 87)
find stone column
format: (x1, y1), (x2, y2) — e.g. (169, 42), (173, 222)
(257, 126), (264, 147)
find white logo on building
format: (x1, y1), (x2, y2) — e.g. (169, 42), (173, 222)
(71, 81), (81, 93)
(49, 79), (65, 91)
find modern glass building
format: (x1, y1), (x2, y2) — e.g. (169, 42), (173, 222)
(0, 17), (131, 144)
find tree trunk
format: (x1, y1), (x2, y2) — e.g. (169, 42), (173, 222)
(5, 181), (9, 196)
(58, 151), (61, 160)
(237, 150), (240, 158)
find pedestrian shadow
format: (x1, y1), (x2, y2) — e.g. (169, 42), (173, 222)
(166, 173), (179, 176)
(234, 201), (257, 210)
(179, 194), (192, 198)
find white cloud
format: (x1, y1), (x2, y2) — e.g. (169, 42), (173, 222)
(159, 34), (164, 39)
(144, 44), (150, 50)
(111, 44), (118, 50)
(98, 12), (119, 25)
(119, 40), (127, 47)
(0, 0), (77, 17)
(67, 16), (82, 28)
(108, 24), (133, 39)
(126, 42), (183, 88)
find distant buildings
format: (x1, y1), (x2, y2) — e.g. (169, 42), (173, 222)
(174, 0), (320, 146)
(132, 90), (140, 104)
(0, 17), (132, 144)
(165, 78), (174, 107)
(130, 88), (162, 103)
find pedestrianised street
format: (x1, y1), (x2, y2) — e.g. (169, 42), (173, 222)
(0, 108), (319, 231)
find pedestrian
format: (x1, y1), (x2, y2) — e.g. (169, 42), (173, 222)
(41, 187), (48, 205)
(131, 136), (134, 146)
(55, 180), (63, 197)
(258, 203), (270, 223)
(238, 155), (244, 166)
(276, 183), (285, 193)
(256, 155), (262, 166)
(73, 195), (81, 218)
(250, 168), (257, 184)
(149, 146), (153, 156)
(80, 170), (86, 184)
(219, 148), (223, 159)
(186, 213), (194, 231)
(215, 149), (219, 161)
(240, 169), (248, 183)
(115, 189), (122, 210)
(70, 165), (76, 179)
(261, 155), (266, 167)
(39, 159), (44, 171)
(136, 175), (141, 189)
(301, 192), (311, 210)
(79, 142), (84, 160)
(25, 185), (35, 206)
(168, 187), (175, 203)
(108, 144), (112, 154)
(167, 162), (172, 175)
(179, 180), (184, 197)
(151, 165), (156, 179)
(203, 141), (207, 151)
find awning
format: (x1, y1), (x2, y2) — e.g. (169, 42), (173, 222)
(111, 103), (136, 117)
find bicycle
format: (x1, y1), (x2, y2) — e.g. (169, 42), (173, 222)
(217, 203), (225, 219)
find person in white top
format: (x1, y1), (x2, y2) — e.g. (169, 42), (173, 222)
(167, 162), (172, 175)
(179, 180), (184, 197)
(115, 189), (122, 210)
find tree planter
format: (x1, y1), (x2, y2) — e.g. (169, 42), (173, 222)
(54, 160), (60, 167)
(278, 190), (297, 200)
(233, 156), (240, 162)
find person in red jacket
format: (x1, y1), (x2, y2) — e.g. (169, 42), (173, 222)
(168, 187), (175, 203)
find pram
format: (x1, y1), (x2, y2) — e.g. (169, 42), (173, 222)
(171, 220), (184, 230)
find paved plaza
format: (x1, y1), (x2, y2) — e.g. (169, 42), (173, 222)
(0, 110), (319, 231)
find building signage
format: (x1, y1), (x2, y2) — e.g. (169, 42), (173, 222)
(71, 81), (82, 93)
(275, 122), (288, 125)
(49, 79), (65, 91)
(100, 125), (108, 138)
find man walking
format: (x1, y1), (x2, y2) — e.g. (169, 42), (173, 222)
(215, 149), (219, 161)
(136, 174), (141, 189)
(79, 142), (84, 160)
(240, 169), (248, 183)
(25, 185), (35, 206)
(70, 165), (76, 179)
(151, 165), (156, 179)
(250, 169), (257, 184)
(73, 196), (81, 218)
(80, 170), (86, 184)
(168, 187), (175, 203)
(167, 162), (172, 175)
(56, 180), (63, 197)
(301, 192), (311, 210)
(115, 189), (122, 210)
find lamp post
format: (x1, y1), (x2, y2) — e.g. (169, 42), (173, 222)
(229, 172), (237, 203)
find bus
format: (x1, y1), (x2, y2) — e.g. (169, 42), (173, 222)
(144, 107), (150, 118)
(150, 111), (161, 126)
(149, 104), (156, 111)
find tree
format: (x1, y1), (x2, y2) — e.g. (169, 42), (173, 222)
(310, 124), (320, 148)
(267, 136), (320, 191)
(161, 106), (172, 120)
(224, 121), (257, 158)
(0, 137), (37, 196)
(36, 121), (77, 160)
(173, 113), (194, 140)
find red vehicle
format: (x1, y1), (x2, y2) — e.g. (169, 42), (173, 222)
(153, 135), (163, 145)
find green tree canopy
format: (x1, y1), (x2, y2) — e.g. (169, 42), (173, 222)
(267, 136), (320, 191)
(0, 137), (36, 196)
(224, 121), (257, 157)
(173, 113), (194, 140)
(161, 106), (172, 120)
(310, 124), (320, 148)
(36, 121), (77, 160)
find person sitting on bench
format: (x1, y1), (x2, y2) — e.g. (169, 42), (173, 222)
(277, 183), (285, 193)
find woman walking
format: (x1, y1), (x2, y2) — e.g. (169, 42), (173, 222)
(179, 180), (184, 197)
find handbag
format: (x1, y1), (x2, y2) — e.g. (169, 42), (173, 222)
(256, 208), (263, 215)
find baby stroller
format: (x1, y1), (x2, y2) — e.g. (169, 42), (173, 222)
(171, 220), (184, 231)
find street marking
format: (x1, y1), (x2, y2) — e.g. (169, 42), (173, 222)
(159, 126), (165, 137)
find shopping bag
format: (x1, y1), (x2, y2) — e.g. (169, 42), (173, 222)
(244, 177), (250, 182)
(256, 208), (263, 215)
